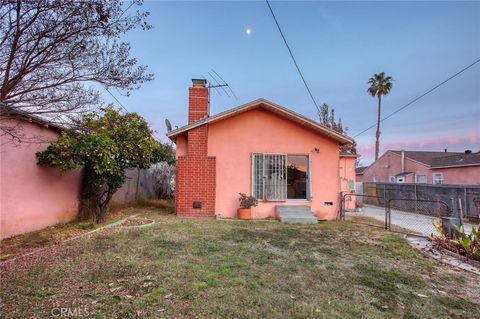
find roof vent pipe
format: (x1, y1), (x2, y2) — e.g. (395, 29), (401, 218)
(401, 151), (405, 173)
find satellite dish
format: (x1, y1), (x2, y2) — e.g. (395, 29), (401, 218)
(165, 119), (172, 132)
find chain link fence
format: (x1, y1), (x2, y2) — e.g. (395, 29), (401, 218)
(386, 198), (451, 236)
(363, 182), (480, 223)
(341, 193), (388, 229)
(341, 192), (460, 237)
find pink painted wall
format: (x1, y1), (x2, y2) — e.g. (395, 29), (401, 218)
(430, 166), (480, 185)
(0, 118), (82, 239)
(339, 156), (356, 210)
(356, 174), (364, 183)
(201, 108), (342, 220)
(362, 151), (429, 183)
(361, 151), (480, 185)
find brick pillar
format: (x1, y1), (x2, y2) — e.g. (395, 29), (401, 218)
(188, 79), (209, 124)
(176, 79), (216, 217)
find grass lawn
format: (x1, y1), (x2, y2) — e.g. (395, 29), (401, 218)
(0, 199), (173, 261)
(1, 210), (479, 319)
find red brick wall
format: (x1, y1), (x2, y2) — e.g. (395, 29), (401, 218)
(176, 83), (216, 217)
(188, 86), (209, 124)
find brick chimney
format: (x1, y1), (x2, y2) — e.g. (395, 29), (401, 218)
(175, 79), (216, 217)
(188, 79), (208, 124)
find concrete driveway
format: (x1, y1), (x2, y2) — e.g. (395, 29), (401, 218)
(346, 205), (474, 237)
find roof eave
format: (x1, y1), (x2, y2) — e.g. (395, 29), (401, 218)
(430, 163), (480, 169)
(166, 99), (355, 145)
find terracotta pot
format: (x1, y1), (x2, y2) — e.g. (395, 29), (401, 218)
(238, 208), (252, 220)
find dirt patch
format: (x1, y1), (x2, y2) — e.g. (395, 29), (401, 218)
(0, 205), (172, 261)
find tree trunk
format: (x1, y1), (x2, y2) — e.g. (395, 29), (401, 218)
(78, 168), (120, 222)
(78, 169), (97, 220)
(94, 189), (113, 223)
(375, 94), (382, 161)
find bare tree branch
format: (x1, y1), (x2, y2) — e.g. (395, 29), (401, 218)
(0, 0), (153, 142)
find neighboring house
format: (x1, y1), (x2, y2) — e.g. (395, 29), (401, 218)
(355, 166), (368, 183)
(0, 109), (83, 239)
(360, 150), (480, 185)
(167, 79), (356, 220)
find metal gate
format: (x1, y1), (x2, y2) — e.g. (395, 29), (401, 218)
(340, 192), (454, 237)
(340, 193), (389, 229)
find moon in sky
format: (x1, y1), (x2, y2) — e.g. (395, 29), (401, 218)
(246, 28), (252, 35)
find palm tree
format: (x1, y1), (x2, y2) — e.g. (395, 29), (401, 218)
(367, 72), (393, 160)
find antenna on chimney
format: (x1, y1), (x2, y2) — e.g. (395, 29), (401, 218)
(203, 69), (238, 100)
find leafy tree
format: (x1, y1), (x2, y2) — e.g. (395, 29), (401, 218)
(37, 107), (164, 222)
(318, 103), (357, 155)
(0, 0), (152, 141)
(367, 72), (393, 160)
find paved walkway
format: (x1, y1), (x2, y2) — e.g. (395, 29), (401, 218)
(347, 205), (474, 237)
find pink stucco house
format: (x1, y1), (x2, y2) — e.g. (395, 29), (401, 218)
(358, 150), (480, 185)
(167, 79), (356, 220)
(0, 110), (83, 239)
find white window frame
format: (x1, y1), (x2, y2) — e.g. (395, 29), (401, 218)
(396, 177), (405, 183)
(433, 173), (444, 185)
(389, 176), (396, 183)
(415, 174), (427, 184)
(251, 153), (310, 202)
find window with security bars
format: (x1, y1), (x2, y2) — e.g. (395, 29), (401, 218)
(252, 154), (287, 201)
(252, 153), (310, 201)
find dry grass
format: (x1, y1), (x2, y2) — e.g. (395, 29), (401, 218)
(1, 211), (479, 319)
(0, 200), (174, 260)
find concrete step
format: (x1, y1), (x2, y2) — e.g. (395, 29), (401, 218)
(276, 205), (318, 224)
(276, 205), (311, 213)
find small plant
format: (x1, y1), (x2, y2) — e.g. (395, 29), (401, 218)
(430, 221), (479, 261)
(238, 193), (258, 209)
(451, 224), (479, 256)
(429, 219), (445, 240)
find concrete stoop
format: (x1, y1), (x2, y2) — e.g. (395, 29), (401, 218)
(276, 205), (318, 224)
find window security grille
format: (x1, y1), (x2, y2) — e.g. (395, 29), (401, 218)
(252, 154), (287, 201)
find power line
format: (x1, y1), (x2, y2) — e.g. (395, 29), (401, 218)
(104, 87), (130, 114)
(104, 87), (163, 143)
(265, 0), (321, 114)
(354, 58), (480, 138)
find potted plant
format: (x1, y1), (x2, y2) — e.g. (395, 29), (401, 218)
(238, 193), (258, 220)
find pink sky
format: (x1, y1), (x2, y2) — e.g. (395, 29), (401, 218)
(358, 135), (480, 165)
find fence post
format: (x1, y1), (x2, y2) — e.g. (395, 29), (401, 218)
(450, 197), (456, 218)
(458, 198), (464, 227)
(383, 184), (386, 204)
(135, 168), (141, 201)
(339, 192), (344, 220)
(385, 201), (390, 229)
(414, 184), (418, 215)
